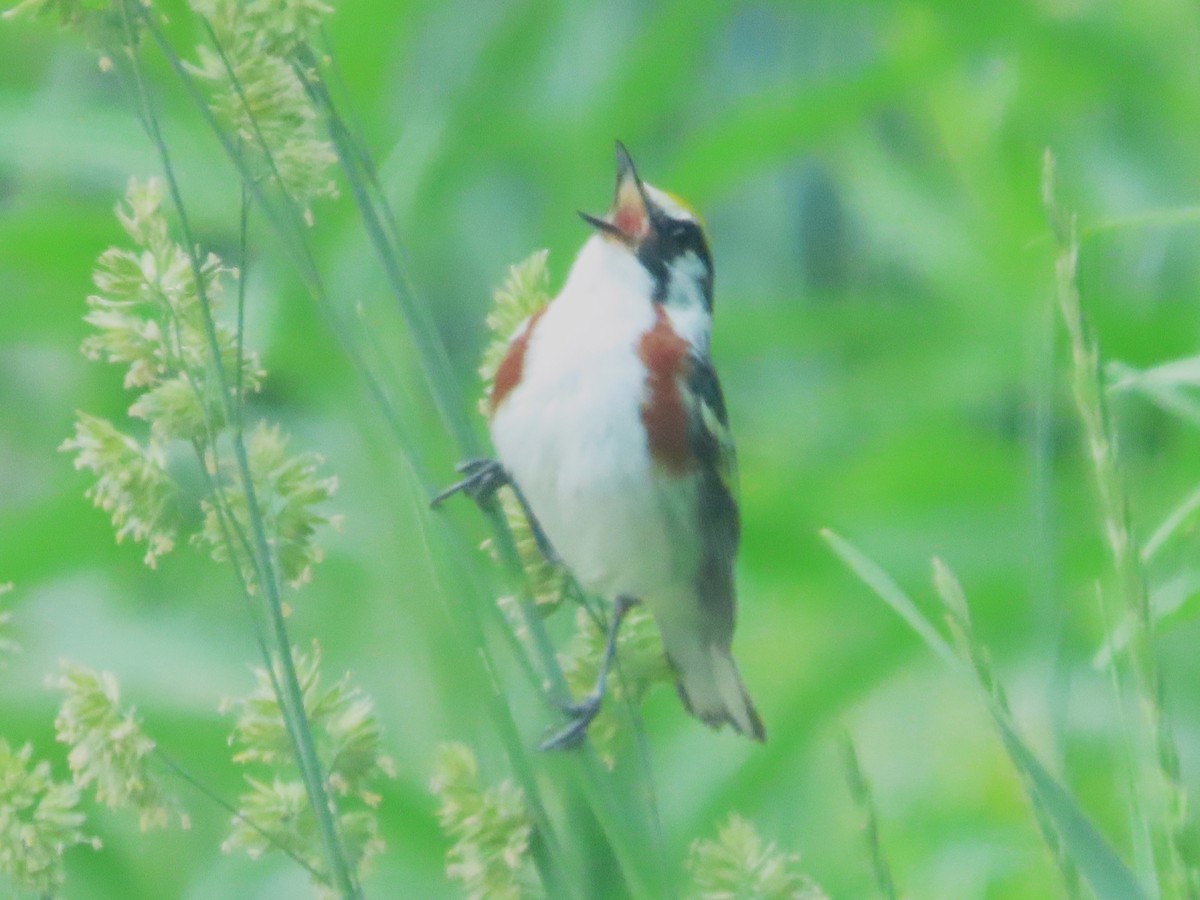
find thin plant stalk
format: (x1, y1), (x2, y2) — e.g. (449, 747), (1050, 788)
(823, 530), (1144, 899)
(132, 10), (667, 895)
(1042, 150), (1194, 899)
(1141, 480), (1200, 562)
(931, 559), (1085, 899)
(130, 11), (584, 894)
(839, 734), (898, 900)
(154, 750), (324, 880)
(291, 45), (477, 455)
(117, 6), (361, 895)
(1094, 585), (1160, 888)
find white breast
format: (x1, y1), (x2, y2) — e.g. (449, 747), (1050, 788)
(489, 237), (700, 600)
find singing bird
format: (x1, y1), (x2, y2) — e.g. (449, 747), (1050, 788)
(437, 143), (764, 749)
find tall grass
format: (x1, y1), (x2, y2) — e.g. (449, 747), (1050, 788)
(1043, 150), (1194, 900)
(9, 1), (1200, 897)
(49, 1), (672, 896)
(114, 4), (361, 892)
(823, 531), (1137, 898)
(839, 734), (898, 900)
(820, 150), (1200, 900)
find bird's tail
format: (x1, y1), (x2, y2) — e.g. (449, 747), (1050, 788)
(659, 621), (765, 742)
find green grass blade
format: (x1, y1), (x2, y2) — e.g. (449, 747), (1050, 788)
(1044, 150), (1194, 898)
(819, 529), (957, 667)
(823, 531), (1146, 900)
(1142, 482), (1200, 562)
(1094, 573), (1200, 669)
(1107, 361), (1200, 429)
(839, 734), (898, 900)
(990, 715), (1146, 900)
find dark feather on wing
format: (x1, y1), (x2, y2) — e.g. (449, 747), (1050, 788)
(686, 354), (740, 643)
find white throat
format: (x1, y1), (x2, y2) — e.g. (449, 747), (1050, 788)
(556, 235), (654, 321)
(661, 250), (712, 351)
(552, 235), (711, 353)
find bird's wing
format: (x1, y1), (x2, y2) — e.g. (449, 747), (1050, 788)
(685, 354), (740, 641)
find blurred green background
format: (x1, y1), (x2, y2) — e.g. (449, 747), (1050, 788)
(3, 0), (1200, 896)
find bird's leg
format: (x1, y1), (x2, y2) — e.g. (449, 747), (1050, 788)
(430, 458), (560, 565)
(539, 595), (637, 752)
(506, 480), (560, 565)
(429, 458), (507, 507)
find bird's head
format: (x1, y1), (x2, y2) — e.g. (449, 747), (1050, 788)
(580, 141), (714, 310)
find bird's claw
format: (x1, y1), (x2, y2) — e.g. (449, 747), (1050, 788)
(538, 693), (603, 752)
(554, 692), (602, 719)
(431, 458), (562, 566)
(430, 458), (507, 508)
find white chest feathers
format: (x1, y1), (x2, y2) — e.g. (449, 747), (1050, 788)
(489, 237), (702, 599)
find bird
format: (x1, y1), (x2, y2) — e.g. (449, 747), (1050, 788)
(435, 142), (764, 749)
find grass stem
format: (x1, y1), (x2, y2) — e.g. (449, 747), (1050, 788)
(118, 5), (361, 894)
(1042, 149), (1194, 900)
(839, 734), (898, 900)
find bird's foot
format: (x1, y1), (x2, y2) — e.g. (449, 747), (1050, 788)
(538, 692), (603, 752)
(430, 458), (507, 508)
(431, 458), (561, 566)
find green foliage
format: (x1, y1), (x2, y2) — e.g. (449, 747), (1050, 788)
(1, 0), (123, 49)
(47, 662), (177, 832)
(685, 814), (826, 900)
(429, 743), (541, 900)
(839, 736), (897, 900)
(1045, 154), (1195, 897)
(187, 0), (337, 208)
(222, 643), (392, 891)
(46, 14), (367, 894)
(60, 412), (178, 567)
(0, 739), (98, 896)
(824, 532), (1145, 900)
(194, 422), (340, 589)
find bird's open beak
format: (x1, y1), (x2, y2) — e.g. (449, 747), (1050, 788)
(579, 141), (652, 246)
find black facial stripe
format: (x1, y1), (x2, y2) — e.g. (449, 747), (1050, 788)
(635, 215), (714, 308)
(637, 248), (670, 303)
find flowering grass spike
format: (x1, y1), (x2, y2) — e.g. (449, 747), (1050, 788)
(429, 743), (542, 900)
(558, 605), (671, 765)
(222, 643), (392, 892)
(60, 412), (178, 567)
(62, 176), (342, 594)
(88, 178), (260, 411)
(479, 249), (552, 418)
(187, 0), (338, 210)
(194, 423), (340, 589)
(0, 739), (99, 895)
(686, 814), (827, 900)
(48, 663), (177, 832)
